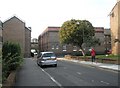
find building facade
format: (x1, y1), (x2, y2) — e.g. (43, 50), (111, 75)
(104, 28), (111, 53)
(31, 38), (39, 54)
(25, 27), (31, 57)
(38, 26), (111, 56)
(93, 27), (105, 54)
(0, 20), (2, 49)
(3, 16), (31, 57)
(110, 0), (120, 55)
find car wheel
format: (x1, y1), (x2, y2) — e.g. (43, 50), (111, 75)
(37, 61), (40, 66)
(40, 65), (44, 68)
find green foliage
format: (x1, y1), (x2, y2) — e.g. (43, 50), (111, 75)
(85, 37), (101, 47)
(2, 41), (23, 82)
(59, 19), (95, 48)
(96, 54), (120, 60)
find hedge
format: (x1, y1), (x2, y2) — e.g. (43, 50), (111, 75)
(2, 41), (23, 83)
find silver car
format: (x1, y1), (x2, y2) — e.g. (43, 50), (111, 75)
(37, 52), (57, 67)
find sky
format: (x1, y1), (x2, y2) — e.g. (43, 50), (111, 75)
(0, 0), (117, 38)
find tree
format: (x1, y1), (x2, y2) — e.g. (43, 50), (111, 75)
(59, 19), (95, 56)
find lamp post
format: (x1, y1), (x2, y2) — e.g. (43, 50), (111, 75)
(76, 22), (84, 43)
(76, 21), (85, 56)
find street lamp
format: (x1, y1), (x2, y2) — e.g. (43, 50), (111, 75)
(76, 21), (86, 52)
(76, 22), (84, 43)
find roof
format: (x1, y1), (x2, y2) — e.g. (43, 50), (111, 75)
(41, 26), (60, 36)
(48, 26), (60, 31)
(94, 27), (104, 33)
(41, 52), (54, 54)
(3, 16), (25, 24)
(25, 27), (31, 32)
(0, 20), (2, 27)
(109, 1), (120, 16)
(94, 27), (104, 29)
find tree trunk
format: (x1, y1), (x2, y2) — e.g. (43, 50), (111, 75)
(81, 48), (85, 56)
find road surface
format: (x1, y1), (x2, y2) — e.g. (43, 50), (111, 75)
(14, 58), (118, 87)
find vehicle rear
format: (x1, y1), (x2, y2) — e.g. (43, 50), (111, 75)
(37, 52), (57, 67)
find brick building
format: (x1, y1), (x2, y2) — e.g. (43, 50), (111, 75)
(93, 27), (105, 53)
(38, 26), (111, 56)
(110, 0), (120, 55)
(31, 38), (39, 54)
(3, 16), (31, 57)
(0, 20), (2, 49)
(104, 28), (111, 52)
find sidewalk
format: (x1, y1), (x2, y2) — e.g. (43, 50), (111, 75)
(58, 58), (120, 71)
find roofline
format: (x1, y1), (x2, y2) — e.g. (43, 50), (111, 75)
(40, 26), (60, 36)
(94, 27), (104, 29)
(25, 27), (32, 32)
(41, 51), (54, 54)
(109, 1), (120, 16)
(39, 26), (105, 37)
(3, 15), (25, 24)
(48, 26), (60, 28)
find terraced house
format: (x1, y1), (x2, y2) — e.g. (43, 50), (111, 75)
(110, 0), (120, 55)
(38, 27), (111, 56)
(0, 20), (2, 49)
(3, 16), (31, 57)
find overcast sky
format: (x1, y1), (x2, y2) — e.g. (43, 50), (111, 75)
(0, 0), (116, 38)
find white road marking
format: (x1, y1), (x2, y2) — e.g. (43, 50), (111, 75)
(63, 67), (67, 69)
(91, 80), (94, 82)
(77, 72), (82, 75)
(40, 68), (63, 88)
(41, 69), (44, 72)
(100, 81), (110, 85)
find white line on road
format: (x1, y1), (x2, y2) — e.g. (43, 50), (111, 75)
(77, 72), (82, 75)
(63, 67), (67, 69)
(100, 81), (110, 85)
(40, 68), (63, 88)
(91, 80), (94, 82)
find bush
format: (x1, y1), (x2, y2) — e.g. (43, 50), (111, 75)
(2, 42), (23, 82)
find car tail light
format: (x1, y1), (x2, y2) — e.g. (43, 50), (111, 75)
(52, 58), (56, 60)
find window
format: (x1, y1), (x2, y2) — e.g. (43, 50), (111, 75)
(111, 12), (114, 17)
(52, 45), (54, 49)
(73, 46), (77, 51)
(43, 53), (55, 57)
(63, 45), (67, 51)
(56, 44), (59, 49)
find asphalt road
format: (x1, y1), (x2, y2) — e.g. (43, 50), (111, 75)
(14, 58), (119, 87)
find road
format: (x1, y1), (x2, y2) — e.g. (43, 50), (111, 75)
(14, 58), (118, 87)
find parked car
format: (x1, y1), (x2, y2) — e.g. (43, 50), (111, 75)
(37, 52), (57, 67)
(105, 50), (112, 55)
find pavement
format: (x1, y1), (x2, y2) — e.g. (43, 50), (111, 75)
(57, 58), (120, 71)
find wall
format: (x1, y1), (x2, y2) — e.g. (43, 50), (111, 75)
(110, 1), (120, 55)
(38, 27), (111, 56)
(3, 17), (25, 57)
(25, 27), (31, 57)
(0, 21), (2, 49)
(118, 1), (120, 54)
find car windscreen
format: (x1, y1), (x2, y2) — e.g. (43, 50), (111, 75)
(42, 53), (56, 57)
